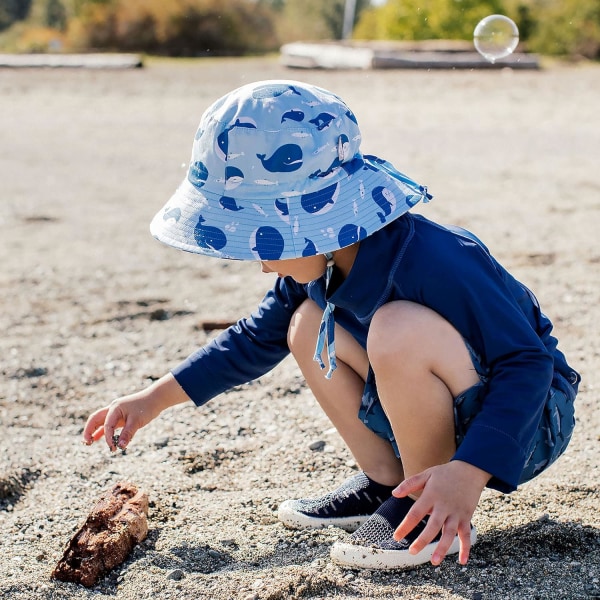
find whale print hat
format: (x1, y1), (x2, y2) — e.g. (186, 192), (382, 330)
(150, 80), (431, 262)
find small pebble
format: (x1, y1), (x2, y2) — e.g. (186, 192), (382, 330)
(309, 440), (326, 451)
(166, 569), (184, 581)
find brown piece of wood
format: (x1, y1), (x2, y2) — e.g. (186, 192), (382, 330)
(51, 482), (149, 587)
(197, 319), (236, 331)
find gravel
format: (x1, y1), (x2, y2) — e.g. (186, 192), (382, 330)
(0, 57), (598, 599)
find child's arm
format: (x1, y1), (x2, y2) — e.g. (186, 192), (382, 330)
(82, 279), (307, 452)
(82, 373), (191, 451)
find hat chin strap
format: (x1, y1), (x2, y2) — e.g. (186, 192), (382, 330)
(313, 252), (337, 379)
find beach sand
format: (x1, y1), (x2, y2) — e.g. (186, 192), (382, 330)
(0, 57), (598, 599)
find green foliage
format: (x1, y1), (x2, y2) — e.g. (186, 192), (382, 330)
(273, 0), (370, 41)
(355, 0), (506, 41)
(257, 0), (285, 11)
(274, 0), (330, 41)
(354, 0), (600, 58)
(527, 0), (600, 57)
(1, 0), (599, 58)
(45, 0), (67, 30)
(163, 2), (277, 56)
(0, 0), (33, 31)
(67, 0), (279, 56)
(322, 0), (371, 40)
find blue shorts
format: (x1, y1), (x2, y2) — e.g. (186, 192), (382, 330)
(358, 344), (577, 487)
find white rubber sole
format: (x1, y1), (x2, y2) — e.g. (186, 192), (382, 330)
(330, 526), (477, 569)
(277, 500), (370, 533)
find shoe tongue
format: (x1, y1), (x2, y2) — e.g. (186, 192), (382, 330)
(376, 495), (417, 529)
(374, 495), (434, 545)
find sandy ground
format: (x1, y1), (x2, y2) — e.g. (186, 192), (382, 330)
(0, 56), (599, 600)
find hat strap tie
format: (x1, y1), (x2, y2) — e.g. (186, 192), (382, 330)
(313, 253), (337, 379)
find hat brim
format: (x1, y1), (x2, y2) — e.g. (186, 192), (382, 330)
(150, 155), (430, 261)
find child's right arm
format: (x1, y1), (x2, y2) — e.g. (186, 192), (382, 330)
(82, 373), (191, 452)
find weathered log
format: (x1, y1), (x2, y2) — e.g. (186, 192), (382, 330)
(51, 482), (149, 587)
(0, 54), (143, 69)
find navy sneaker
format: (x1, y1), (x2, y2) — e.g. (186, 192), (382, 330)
(278, 472), (396, 532)
(330, 495), (477, 569)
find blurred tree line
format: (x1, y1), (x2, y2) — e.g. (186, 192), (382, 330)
(354, 0), (600, 58)
(0, 0), (598, 58)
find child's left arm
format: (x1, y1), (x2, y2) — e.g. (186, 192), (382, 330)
(392, 460), (491, 565)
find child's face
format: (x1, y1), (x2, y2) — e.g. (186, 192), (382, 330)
(261, 255), (326, 284)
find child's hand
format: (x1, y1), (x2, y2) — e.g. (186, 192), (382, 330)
(82, 373), (190, 451)
(392, 460), (491, 565)
(82, 394), (155, 451)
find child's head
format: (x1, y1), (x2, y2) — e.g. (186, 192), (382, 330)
(151, 80), (430, 261)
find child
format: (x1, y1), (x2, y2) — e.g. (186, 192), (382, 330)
(83, 80), (580, 570)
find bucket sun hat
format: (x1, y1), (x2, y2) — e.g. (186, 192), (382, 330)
(150, 79), (431, 261)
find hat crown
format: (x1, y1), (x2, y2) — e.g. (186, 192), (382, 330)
(151, 79), (430, 261)
(189, 81), (362, 200)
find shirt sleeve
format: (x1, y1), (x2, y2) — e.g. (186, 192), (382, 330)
(171, 276), (308, 406)
(404, 232), (554, 492)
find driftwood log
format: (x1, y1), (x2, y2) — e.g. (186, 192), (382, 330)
(51, 482), (148, 587)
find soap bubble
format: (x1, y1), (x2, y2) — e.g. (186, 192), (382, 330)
(474, 15), (519, 63)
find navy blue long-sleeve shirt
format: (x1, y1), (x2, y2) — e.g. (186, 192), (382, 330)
(173, 213), (579, 492)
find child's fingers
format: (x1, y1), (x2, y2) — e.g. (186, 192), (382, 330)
(392, 501), (429, 542)
(392, 470), (427, 498)
(103, 405), (126, 451)
(428, 518), (459, 565)
(91, 427), (105, 442)
(82, 408), (109, 445)
(408, 512), (446, 557)
(456, 520), (474, 565)
(109, 408), (143, 450)
(115, 427), (134, 450)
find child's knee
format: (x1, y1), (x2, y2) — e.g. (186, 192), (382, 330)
(367, 301), (424, 365)
(287, 299), (321, 353)
(368, 301), (482, 397)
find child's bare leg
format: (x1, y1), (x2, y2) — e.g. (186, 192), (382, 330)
(288, 299), (404, 486)
(330, 302), (484, 566)
(367, 301), (481, 480)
